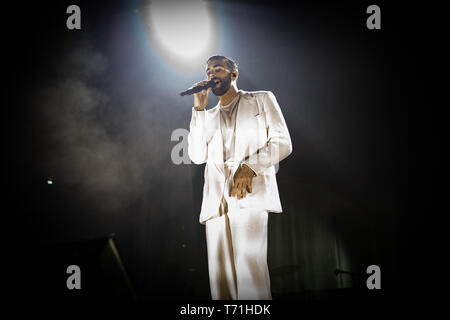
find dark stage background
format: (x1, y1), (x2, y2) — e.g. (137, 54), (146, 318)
(4, 0), (420, 305)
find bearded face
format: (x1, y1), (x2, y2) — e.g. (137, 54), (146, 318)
(211, 72), (232, 96)
(206, 59), (235, 97)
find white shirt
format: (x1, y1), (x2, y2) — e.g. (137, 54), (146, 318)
(218, 92), (242, 214)
(219, 93), (241, 166)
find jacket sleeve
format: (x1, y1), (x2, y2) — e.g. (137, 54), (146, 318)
(188, 107), (208, 164)
(241, 91), (292, 175)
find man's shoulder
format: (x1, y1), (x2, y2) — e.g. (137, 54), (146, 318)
(240, 90), (272, 100)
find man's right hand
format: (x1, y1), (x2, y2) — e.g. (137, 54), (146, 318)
(193, 80), (211, 110)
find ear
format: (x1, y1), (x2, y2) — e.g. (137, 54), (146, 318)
(232, 70), (239, 79)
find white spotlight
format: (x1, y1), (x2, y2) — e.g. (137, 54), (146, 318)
(147, 0), (214, 60)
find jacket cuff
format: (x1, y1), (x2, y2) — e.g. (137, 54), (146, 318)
(191, 107), (206, 127)
(241, 162), (257, 177)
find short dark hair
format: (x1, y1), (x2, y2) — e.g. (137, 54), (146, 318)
(206, 55), (238, 72)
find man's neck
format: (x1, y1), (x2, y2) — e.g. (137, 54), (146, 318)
(219, 86), (239, 106)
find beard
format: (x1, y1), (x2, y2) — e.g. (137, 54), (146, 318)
(212, 74), (232, 96)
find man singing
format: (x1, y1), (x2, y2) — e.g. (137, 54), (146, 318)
(188, 55), (292, 300)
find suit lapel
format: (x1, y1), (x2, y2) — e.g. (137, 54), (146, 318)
(208, 105), (225, 176)
(233, 91), (258, 177)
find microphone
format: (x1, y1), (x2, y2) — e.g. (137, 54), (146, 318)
(179, 79), (215, 96)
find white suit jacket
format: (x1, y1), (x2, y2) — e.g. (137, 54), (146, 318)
(188, 90), (292, 224)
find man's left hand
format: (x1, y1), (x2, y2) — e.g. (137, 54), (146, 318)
(231, 164), (255, 199)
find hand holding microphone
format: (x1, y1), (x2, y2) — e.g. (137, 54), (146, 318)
(193, 80), (212, 111)
(180, 79), (217, 111)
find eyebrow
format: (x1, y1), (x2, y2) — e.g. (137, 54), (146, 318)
(205, 64), (223, 72)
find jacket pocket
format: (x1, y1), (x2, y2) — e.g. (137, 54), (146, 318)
(237, 174), (265, 209)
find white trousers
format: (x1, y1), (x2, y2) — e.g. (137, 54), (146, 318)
(205, 204), (272, 300)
